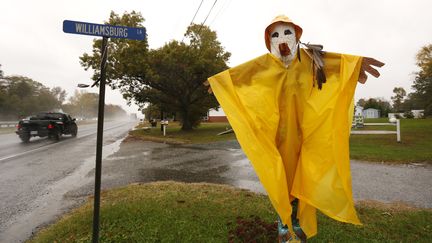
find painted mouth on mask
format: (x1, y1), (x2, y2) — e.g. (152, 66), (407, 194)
(279, 43), (291, 56)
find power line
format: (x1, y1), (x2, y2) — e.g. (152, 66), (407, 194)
(201, 0), (218, 26)
(209, 0), (231, 26)
(182, 0), (205, 42)
(189, 0), (205, 26)
(194, 0), (218, 39)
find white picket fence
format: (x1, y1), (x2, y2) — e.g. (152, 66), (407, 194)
(351, 119), (401, 142)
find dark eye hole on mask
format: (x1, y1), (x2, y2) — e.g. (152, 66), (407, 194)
(284, 29), (292, 35)
(271, 32), (279, 38)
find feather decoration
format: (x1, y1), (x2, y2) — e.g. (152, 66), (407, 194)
(297, 42), (301, 62)
(300, 42), (327, 90)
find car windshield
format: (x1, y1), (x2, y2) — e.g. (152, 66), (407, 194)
(34, 113), (64, 120)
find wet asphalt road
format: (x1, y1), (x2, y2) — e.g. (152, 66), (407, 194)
(0, 120), (136, 243)
(1, 126), (431, 242)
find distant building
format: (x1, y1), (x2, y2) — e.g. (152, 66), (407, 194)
(411, 110), (424, 118)
(363, 108), (380, 118)
(207, 108), (228, 122)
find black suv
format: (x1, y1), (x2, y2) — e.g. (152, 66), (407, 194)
(16, 112), (78, 142)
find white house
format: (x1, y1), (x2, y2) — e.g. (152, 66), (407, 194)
(363, 108), (380, 118)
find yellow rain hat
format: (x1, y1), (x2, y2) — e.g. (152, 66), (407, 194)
(265, 15), (303, 51)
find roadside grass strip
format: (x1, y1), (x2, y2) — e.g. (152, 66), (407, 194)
(129, 122), (236, 144)
(28, 182), (432, 242)
(0, 127), (15, 134)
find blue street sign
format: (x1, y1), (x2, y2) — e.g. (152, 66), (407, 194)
(63, 20), (146, 40)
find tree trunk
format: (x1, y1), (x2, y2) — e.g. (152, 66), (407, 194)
(180, 109), (193, 131)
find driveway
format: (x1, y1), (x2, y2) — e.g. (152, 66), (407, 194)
(73, 139), (432, 209)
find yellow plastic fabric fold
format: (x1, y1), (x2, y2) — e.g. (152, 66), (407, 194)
(208, 49), (363, 238)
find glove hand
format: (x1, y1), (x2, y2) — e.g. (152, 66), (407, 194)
(358, 57), (385, 84)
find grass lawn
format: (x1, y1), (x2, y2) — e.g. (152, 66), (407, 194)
(28, 182), (432, 243)
(350, 118), (432, 163)
(129, 122), (236, 144)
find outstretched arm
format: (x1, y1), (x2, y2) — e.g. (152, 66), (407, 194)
(358, 57), (385, 84)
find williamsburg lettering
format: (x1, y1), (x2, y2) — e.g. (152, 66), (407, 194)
(63, 20), (145, 41)
(74, 23), (128, 38)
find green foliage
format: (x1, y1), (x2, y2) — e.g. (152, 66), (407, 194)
(105, 104), (127, 119)
(61, 90), (127, 119)
(62, 90), (98, 119)
(142, 103), (161, 120)
(79, 11), (230, 131)
(404, 44), (432, 116)
(411, 75), (432, 116)
(79, 11), (149, 88)
(0, 75), (66, 120)
(137, 24), (230, 130)
(416, 44), (432, 78)
(391, 87), (406, 112)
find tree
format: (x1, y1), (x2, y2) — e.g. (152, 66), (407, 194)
(80, 11), (230, 130)
(0, 75), (66, 119)
(410, 44), (432, 116)
(361, 97), (392, 117)
(416, 44), (432, 78)
(356, 98), (366, 107)
(105, 104), (127, 119)
(62, 90), (125, 119)
(80, 11), (150, 92)
(391, 87), (406, 112)
(0, 65), (6, 115)
(402, 92), (422, 111)
(51, 86), (67, 106)
(143, 103), (161, 121)
(135, 28), (229, 130)
(67, 90), (99, 119)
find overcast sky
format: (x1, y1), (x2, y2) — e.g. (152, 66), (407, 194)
(1, 0), (431, 115)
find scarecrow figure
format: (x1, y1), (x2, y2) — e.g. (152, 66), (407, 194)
(206, 15), (384, 242)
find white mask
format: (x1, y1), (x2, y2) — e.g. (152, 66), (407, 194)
(269, 23), (298, 67)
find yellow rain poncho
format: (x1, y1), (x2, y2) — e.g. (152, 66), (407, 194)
(208, 49), (362, 238)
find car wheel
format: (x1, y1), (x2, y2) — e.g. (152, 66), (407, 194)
(71, 125), (78, 137)
(53, 131), (61, 141)
(19, 133), (30, 143)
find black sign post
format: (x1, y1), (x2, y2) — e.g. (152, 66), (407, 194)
(91, 36), (108, 243)
(63, 20), (145, 243)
